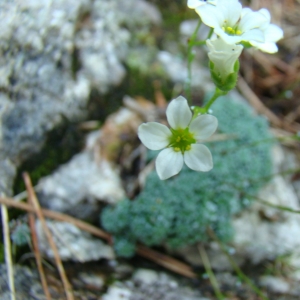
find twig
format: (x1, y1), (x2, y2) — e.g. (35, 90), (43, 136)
(198, 244), (225, 300)
(1, 199), (16, 300)
(27, 195), (52, 300)
(0, 196), (110, 239)
(137, 245), (196, 278)
(23, 173), (74, 300)
(0, 196), (196, 279)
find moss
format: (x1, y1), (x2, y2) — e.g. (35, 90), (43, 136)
(101, 95), (274, 257)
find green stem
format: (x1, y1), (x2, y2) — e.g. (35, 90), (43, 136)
(207, 27), (214, 39)
(186, 19), (202, 104)
(203, 88), (227, 113)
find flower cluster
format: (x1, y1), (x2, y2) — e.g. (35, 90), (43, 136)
(138, 96), (218, 180)
(189, 0), (283, 52)
(188, 0), (283, 90)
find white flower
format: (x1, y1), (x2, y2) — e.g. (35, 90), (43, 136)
(138, 96), (218, 180)
(194, 0), (283, 52)
(247, 8), (283, 53)
(207, 37), (243, 80)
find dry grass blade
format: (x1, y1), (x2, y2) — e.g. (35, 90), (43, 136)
(198, 244), (224, 300)
(0, 196), (197, 279)
(27, 196), (52, 300)
(1, 202), (16, 300)
(137, 245), (196, 278)
(23, 173), (74, 300)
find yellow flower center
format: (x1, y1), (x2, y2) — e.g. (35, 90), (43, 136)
(222, 26), (242, 36)
(169, 128), (196, 153)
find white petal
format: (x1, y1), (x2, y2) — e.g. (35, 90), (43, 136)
(184, 144), (213, 172)
(195, 4), (221, 28)
(249, 25), (283, 53)
(250, 41), (278, 53)
(138, 122), (171, 150)
(156, 148), (184, 180)
(166, 96), (192, 129)
(264, 24), (283, 42)
(240, 28), (265, 43)
(219, 0), (242, 27)
(239, 9), (269, 32)
(189, 114), (218, 140)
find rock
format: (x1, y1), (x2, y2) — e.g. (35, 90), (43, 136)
(232, 145), (300, 265)
(0, 0), (161, 196)
(102, 285), (132, 300)
(104, 271), (209, 300)
(259, 276), (290, 294)
(0, 264), (44, 300)
(157, 51), (212, 91)
(77, 272), (105, 290)
(36, 219), (114, 262)
(128, 271), (208, 300)
(133, 269), (160, 285)
(37, 147), (126, 219)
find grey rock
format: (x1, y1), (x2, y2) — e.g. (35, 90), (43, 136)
(260, 276), (290, 294)
(0, 0), (161, 196)
(102, 285), (132, 300)
(232, 145), (300, 265)
(36, 219), (115, 262)
(77, 272), (105, 290)
(132, 269), (160, 285)
(104, 272), (209, 300)
(37, 145), (125, 218)
(157, 51), (213, 92)
(0, 264), (44, 300)
(129, 272), (206, 300)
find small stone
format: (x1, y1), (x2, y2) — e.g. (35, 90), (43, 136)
(260, 276), (290, 294)
(133, 269), (159, 285)
(102, 285), (132, 300)
(78, 272), (104, 290)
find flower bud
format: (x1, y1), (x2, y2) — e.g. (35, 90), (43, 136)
(207, 38), (243, 91)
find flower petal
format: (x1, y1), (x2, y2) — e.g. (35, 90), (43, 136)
(195, 4), (221, 28)
(166, 96), (192, 129)
(184, 144), (213, 172)
(189, 114), (218, 141)
(250, 24), (283, 53)
(264, 23), (284, 42)
(218, 0), (242, 28)
(239, 9), (269, 32)
(156, 148), (184, 180)
(138, 122), (171, 150)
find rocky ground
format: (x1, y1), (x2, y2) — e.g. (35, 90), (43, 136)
(1, 0), (300, 299)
